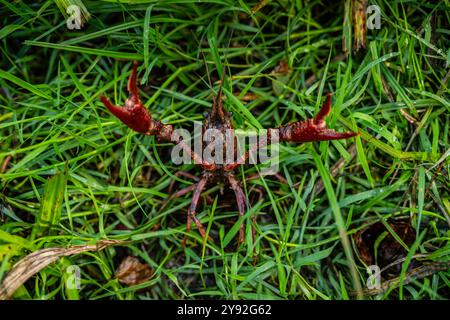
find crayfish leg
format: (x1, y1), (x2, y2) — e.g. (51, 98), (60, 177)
(182, 175), (211, 246)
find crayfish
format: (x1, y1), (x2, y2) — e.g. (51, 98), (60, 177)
(100, 61), (357, 247)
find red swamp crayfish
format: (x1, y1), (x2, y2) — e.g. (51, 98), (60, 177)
(100, 61), (358, 246)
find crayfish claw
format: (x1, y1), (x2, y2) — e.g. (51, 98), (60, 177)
(100, 94), (151, 134)
(100, 62), (153, 134)
(279, 93), (358, 143)
(313, 92), (332, 125)
(127, 61), (140, 101)
(313, 128), (358, 141)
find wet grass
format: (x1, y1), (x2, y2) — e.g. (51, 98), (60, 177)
(0, 0), (449, 300)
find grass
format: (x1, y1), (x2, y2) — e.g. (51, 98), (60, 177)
(0, 0), (449, 300)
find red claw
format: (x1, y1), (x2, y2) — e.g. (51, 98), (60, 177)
(279, 93), (358, 143)
(100, 62), (152, 134)
(100, 95), (151, 134)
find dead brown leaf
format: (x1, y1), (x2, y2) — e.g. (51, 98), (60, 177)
(354, 219), (416, 276)
(0, 239), (124, 300)
(233, 91), (258, 101)
(1, 155), (12, 173)
(351, 261), (450, 296)
(353, 0), (368, 52)
(271, 59), (291, 76)
(115, 256), (153, 286)
(251, 0), (270, 14)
